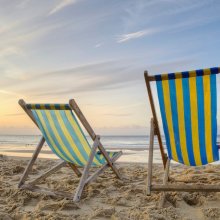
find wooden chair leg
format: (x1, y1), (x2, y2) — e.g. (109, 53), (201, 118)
(146, 118), (155, 195)
(18, 137), (45, 188)
(96, 136), (122, 180)
(159, 159), (170, 208)
(73, 137), (99, 202)
(68, 162), (82, 177)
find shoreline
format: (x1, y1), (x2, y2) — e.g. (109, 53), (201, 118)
(0, 146), (162, 164)
(1, 145), (220, 166)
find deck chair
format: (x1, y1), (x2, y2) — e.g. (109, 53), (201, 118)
(18, 99), (122, 202)
(144, 67), (220, 207)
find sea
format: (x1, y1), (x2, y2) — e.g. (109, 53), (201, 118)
(0, 135), (219, 164)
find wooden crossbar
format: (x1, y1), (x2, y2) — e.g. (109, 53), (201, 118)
(151, 184), (220, 192)
(146, 117), (220, 208)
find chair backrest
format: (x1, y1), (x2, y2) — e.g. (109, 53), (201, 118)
(153, 67), (220, 166)
(26, 104), (102, 166)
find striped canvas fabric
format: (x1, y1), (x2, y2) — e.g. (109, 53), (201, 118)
(28, 104), (116, 166)
(155, 67), (219, 166)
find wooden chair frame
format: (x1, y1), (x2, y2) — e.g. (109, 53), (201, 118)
(144, 71), (220, 207)
(18, 99), (122, 202)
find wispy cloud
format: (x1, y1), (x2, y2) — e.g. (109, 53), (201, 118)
(117, 12), (219, 44)
(117, 29), (156, 43)
(0, 46), (23, 58)
(1, 59), (139, 97)
(0, 89), (20, 96)
(48, 0), (77, 15)
(94, 43), (103, 48)
(4, 113), (25, 117)
(2, 56), (196, 99)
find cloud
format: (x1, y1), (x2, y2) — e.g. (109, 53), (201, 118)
(117, 29), (156, 43)
(0, 46), (23, 58)
(117, 12), (219, 44)
(2, 59), (139, 98)
(94, 43), (103, 48)
(4, 113), (25, 117)
(48, 0), (77, 15)
(0, 90), (20, 96)
(1, 57), (196, 99)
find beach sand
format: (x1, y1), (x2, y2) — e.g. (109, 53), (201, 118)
(1, 154), (220, 220)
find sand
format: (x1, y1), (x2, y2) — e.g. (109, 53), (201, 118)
(1, 154), (220, 220)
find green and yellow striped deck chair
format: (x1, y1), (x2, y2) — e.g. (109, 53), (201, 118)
(18, 99), (122, 202)
(144, 67), (220, 207)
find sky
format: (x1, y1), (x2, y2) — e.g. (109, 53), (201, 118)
(0, 0), (220, 135)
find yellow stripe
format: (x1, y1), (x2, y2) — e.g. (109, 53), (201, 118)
(162, 76), (178, 161)
(203, 71), (213, 162)
(35, 110), (69, 162)
(161, 74), (168, 80)
(188, 71), (202, 165)
(65, 111), (102, 165)
(60, 104), (66, 110)
(54, 111), (88, 165)
(44, 110), (79, 164)
(50, 104), (56, 110)
(175, 78), (190, 165)
(203, 68), (212, 76)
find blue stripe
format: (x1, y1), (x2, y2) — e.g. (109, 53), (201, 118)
(196, 75), (207, 164)
(169, 79), (183, 163)
(210, 67), (219, 75)
(210, 74), (219, 161)
(181, 71), (189, 79)
(58, 111), (91, 165)
(32, 110), (70, 162)
(40, 110), (79, 164)
(45, 105), (50, 110)
(155, 75), (162, 81)
(49, 110), (84, 166)
(32, 110), (62, 159)
(69, 111), (92, 149)
(168, 73), (175, 80)
(196, 69), (203, 77)
(182, 76), (196, 166)
(68, 111), (104, 165)
(65, 111), (103, 166)
(156, 80), (172, 159)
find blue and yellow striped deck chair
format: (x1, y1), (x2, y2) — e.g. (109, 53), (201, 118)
(144, 67), (220, 206)
(18, 99), (122, 202)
